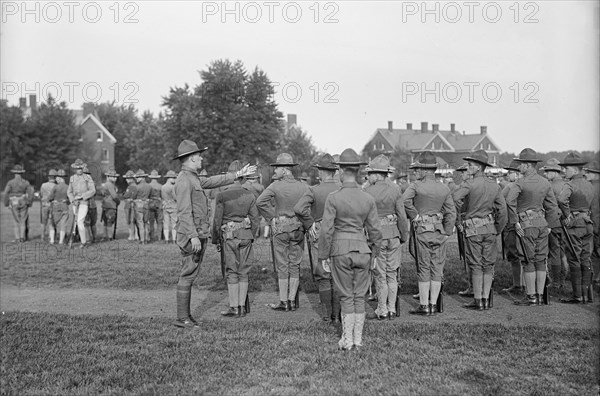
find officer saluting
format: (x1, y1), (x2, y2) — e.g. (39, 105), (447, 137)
(403, 151), (456, 316)
(172, 140), (256, 328)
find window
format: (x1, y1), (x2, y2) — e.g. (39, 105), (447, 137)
(488, 143), (492, 150)
(102, 148), (109, 162)
(97, 131), (103, 142)
(373, 144), (376, 150)
(480, 143), (483, 149)
(431, 142), (435, 150)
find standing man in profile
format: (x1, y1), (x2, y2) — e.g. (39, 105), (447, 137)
(40, 169), (57, 243)
(133, 169), (151, 244)
(4, 164), (33, 243)
(257, 153), (309, 312)
(67, 159), (96, 247)
(172, 140), (256, 328)
(294, 153), (342, 323)
(100, 168), (120, 241)
(148, 170), (164, 243)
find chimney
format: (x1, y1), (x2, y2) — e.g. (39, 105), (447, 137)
(480, 125), (487, 134)
(29, 95), (37, 112)
(83, 102), (95, 117)
(406, 123), (412, 130)
(19, 97), (26, 109)
(287, 114), (297, 127)
(450, 123), (455, 133)
(387, 121), (393, 131)
(421, 122), (428, 133)
(432, 124), (439, 132)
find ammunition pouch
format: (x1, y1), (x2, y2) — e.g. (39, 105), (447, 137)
(272, 215), (302, 235)
(380, 214), (398, 227)
(221, 218), (251, 240)
(518, 209), (546, 229)
(570, 211), (593, 227)
(414, 213), (443, 234)
(462, 214), (496, 237)
(149, 198), (162, 210)
(134, 199), (149, 211)
(9, 194), (27, 209)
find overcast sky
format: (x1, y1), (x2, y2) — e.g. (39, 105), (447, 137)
(2, 1), (598, 155)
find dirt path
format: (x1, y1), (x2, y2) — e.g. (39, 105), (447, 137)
(2, 285), (598, 329)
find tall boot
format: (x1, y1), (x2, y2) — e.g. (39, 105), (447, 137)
(174, 285), (198, 327)
(430, 281), (442, 311)
(278, 278), (289, 304)
(239, 281), (249, 315)
(482, 273), (494, 309)
(228, 283), (239, 309)
(49, 228), (55, 244)
(319, 289), (333, 321)
(90, 225), (96, 243)
(104, 226), (110, 241)
(288, 278), (299, 311)
(331, 288), (341, 322)
(128, 225), (134, 241)
(338, 313), (355, 351)
(535, 270), (546, 305)
(582, 265), (592, 302)
(472, 273), (483, 300)
(172, 230), (177, 244)
(353, 313), (366, 348)
(511, 261), (522, 287)
(59, 231), (65, 244)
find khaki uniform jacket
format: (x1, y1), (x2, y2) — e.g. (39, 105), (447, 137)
(256, 174), (309, 223)
(40, 181), (56, 204)
(557, 174), (594, 228)
(101, 181), (119, 209)
(402, 175), (457, 235)
(548, 177), (567, 228)
(505, 170), (559, 227)
(123, 184), (137, 212)
(67, 174), (95, 203)
(590, 179), (600, 235)
(364, 180), (409, 241)
(318, 181), (383, 259)
(294, 179), (340, 230)
(161, 182), (177, 210)
(3, 177), (33, 207)
(133, 180), (152, 200)
(212, 183), (260, 242)
(243, 180), (265, 198)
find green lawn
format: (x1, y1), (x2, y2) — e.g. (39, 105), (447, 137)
(1, 312), (597, 395)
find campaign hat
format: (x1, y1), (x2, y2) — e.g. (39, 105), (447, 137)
(271, 153), (298, 167)
(333, 148), (367, 166)
(313, 154), (337, 170)
(540, 158), (562, 172)
(409, 151), (438, 169)
(559, 152), (588, 167)
(514, 148), (542, 163)
(463, 149), (493, 167)
(173, 140), (208, 160)
(366, 155), (390, 173)
(148, 170), (161, 179)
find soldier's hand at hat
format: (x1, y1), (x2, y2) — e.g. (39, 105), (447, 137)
(515, 222), (524, 238)
(190, 237), (202, 253)
(236, 164), (257, 178)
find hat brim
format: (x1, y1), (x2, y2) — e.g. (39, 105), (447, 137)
(513, 157), (542, 163)
(463, 156), (493, 168)
(504, 167), (519, 172)
(408, 162), (437, 169)
(333, 161), (367, 166)
(148, 175), (162, 178)
(172, 146), (208, 160)
(583, 168), (600, 174)
(270, 163), (298, 167)
(366, 168), (389, 173)
(559, 161), (588, 167)
(313, 165), (338, 170)
(105, 173), (119, 177)
(10, 170), (26, 173)
(540, 166), (562, 172)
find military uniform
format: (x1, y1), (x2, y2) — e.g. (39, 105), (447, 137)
(363, 155), (409, 319)
(83, 165), (98, 243)
(133, 170), (152, 244)
(213, 161), (260, 317)
(50, 169), (70, 244)
(244, 169), (266, 238)
(454, 164), (474, 297)
(583, 161), (600, 284)
(257, 153), (309, 311)
(318, 148), (383, 350)
(67, 159), (96, 246)
(452, 150), (507, 310)
(3, 165), (33, 242)
(505, 149), (559, 306)
(501, 161), (524, 293)
(148, 170), (164, 242)
(123, 171), (139, 241)
(294, 153), (342, 322)
(161, 170), (178, 243)
(40, 170), (57, 243)
(403, 151), (457, 315)
(557, 153), (595, 303)
(101, 168), (120, 241)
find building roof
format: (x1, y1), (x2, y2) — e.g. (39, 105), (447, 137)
(71, 109), (117, 144)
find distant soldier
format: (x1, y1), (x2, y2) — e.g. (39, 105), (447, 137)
(100, 168), (120, 241)
(363, 155), (409, 320)
(557, 153), (594, 304)
(318, 148), (382, 350)
(123, 170), (139, 241)
(257, 153), (309, 312)
(505, 149), (559, 307)
(452, 150), (507, 311)
(294, 153), (342, 323)
(403, 151), (456, 315)
(455, 163), (475, 298)
(147, 170), (164, 242)
(501, 161), (525, 294)
(396, 172), (410, 194)
(4, 164), (33, 242)
(583, 161), (599, 285)
(213, 160), (260, 318)
(67, 159), (96, 247)
(300, 172), (311, 185)
(243, 168), (264, 198)
(172, 140), (256, 328)
(40, 169), (58, 243)
(540, 158), (568, 289)
(83, 164), (98, 243)
(133, 169), (151, 244)
(50, 169), (69, 244)
(161, 170), (178, 244)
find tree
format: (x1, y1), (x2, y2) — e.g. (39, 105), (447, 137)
(126, 111), (171, 173)
(279, 125), (320, 176)
(1, 100), (32, 186)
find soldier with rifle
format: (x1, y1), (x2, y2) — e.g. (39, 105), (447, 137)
(40, 169), (57, 243)
(67, 159), (96, 248)
(557, 153), (595, 304)
(133, 169), (152, 244)
(505, 148), (559, 307)
(294, 153), (342, 323)
(49, 169), (70, 245)
(403, 151), (456, 316)
(257, 153), (308, 312)
(363, 155), (409, 320)
(212, 160), (259, 317)
(3, 164), (34, 243)
(100, 168), (120, 241)
(454, 164), (474, 298)
(452, 150), (507, 311)
(582, 161), (599, 286)
(83, 164), (98, 243)
(123, 170), (139, 241)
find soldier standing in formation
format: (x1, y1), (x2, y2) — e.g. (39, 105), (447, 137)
(172, 140), (256, 328)
(4, 165), (33, 242)
(83, 164), (98, 243)
(318, 148), (382, 350)
(363, 155), (409, 320)
(506, 149), (559, 307)
(257, 153), (309, 312)
(67, 159), (96, 247)
(557, 153), (595, 303)
(213, 160), (260, 318)
(148, 170), (164, 242)
(133, 169), (151, 244)
(452, 150), (507, 311)
(540, 158), (568, 289)
(161, 170), (178, 244)
(40, 169), (57, 243)
(101, 168), (120, 241)
(403, 151), (456, 316)
(454, 164), (475, 298)
(501, 161), (525, 294)
(583, 161), (599, 285)
(294, 153), (342, 323)
(123, 170), (138, 241)
(50, 169), (70, 244)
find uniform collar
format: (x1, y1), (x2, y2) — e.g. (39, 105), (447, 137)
(341, 181), (359, 188)
(181, 165), (198, 175)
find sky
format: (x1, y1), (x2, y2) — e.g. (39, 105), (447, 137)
(2, 0), (599, 156)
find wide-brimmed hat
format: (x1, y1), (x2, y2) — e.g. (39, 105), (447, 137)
(173, 140), (208, 160)
(504, 160), (521, 172)
(48, 169), (58, 176)
(540, 158), (562, 172)
(57, 169), (66, 177)
(583, 160), (600, 174)
(135, 169), (147, 177)
(271, 153), (298, 167)
(148, 170), (161, 179)
(124, 170), (136, 179)
(366, 155), (390, 173)
(105, 168), (119, 177)
(409, 151), (438, 169)
(514, 148), (542, 163)
(559, 152), (588, 167)
(334, 148), (367, 166)
(463, 149), (493, 167)
(300, 172), (310, 180)
(228, 160), (242, 173)
(71, 158), (85, 169)
(165, 170), (178, 178)
(10, 164), (26, 173)
(313, 153), (337, 170)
